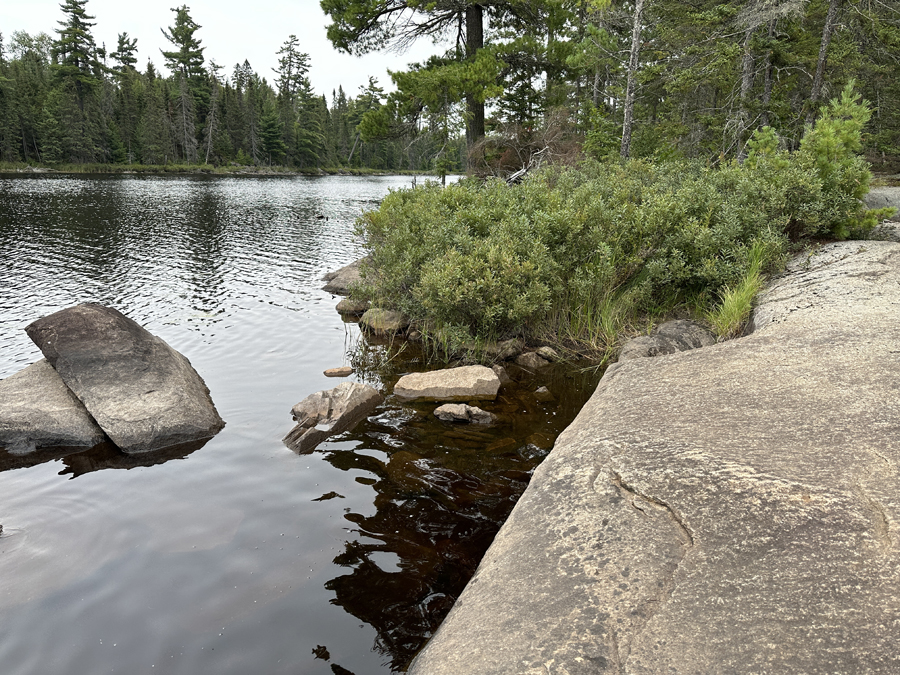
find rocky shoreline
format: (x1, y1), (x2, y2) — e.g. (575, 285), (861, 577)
(407, 239), (900, 673)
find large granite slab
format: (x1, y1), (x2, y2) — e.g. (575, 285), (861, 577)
(25, 303), (224, 454)
(410, 241), (900, 673)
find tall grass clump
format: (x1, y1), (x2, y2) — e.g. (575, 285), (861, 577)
(351, 84), (889, 360)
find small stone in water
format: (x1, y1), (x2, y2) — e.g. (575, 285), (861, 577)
(324, 366), (354, 377)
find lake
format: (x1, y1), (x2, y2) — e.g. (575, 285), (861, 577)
(0, 173), (600, 674)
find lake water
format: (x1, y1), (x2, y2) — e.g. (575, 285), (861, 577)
(0, 174), (600, 674)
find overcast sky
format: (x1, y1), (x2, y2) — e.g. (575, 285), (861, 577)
(2, 0), (442, 99)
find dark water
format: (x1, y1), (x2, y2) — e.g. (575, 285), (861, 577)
(0, 174), (600, 674)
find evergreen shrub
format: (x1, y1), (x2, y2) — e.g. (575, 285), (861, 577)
(354, 86), (888, 354)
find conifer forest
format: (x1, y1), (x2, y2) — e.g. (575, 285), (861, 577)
(1, 0), (898, 173)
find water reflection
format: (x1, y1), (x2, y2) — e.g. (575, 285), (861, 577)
(315, 339), (600, 670)
(0, 437), (211, 477)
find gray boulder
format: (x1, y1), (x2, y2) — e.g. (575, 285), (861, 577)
(359, 308), (410, 336)
(0, 359), (106, 454)
(25, 303), (224, 454)
(394, 365), (500, 402)
(618, 318), (716, 361)
(433, 404), (495, 424)
(283, 382), (383, 454)
(535, 346), (559, 362)
(322, 259), (364, 295)
(485, 338), (524, 361)
(409, 241), (900, 674)
(863, 185), (900, 214)
(491, 365), (512, 387)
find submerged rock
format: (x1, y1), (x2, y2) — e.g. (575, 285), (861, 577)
(283, 381), (383, 454)
(394, 365), (500, 402)
(433, 404), (495, 424)
(515, 351), (550, 370)
(359, 308), (410, 336)
(0, 359), (106, 454)
(25, 303), (224, 454)
(618, 318), (716, 361)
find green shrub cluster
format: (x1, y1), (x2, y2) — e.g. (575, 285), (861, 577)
(354, 85), (890, 355)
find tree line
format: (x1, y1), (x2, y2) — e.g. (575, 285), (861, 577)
(2, 0), (898, 173)
(0, 1), (457, 170)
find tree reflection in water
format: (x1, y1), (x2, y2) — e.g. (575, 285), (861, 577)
(317, 345), (601, 671)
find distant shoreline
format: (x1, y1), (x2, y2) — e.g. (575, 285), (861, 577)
(0, 163), (462, 179)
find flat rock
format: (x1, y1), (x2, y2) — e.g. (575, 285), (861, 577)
(283, 382), (383, 454)
(433, 404), (495, 424)
(409, 241), (900, 674)
(324, 366), (354, 377)
(515, 351), (549, 370)
(394, 365), (500, 402)
(25, 303), (224, 454)
(0, 359), (106, 454)
(359, 308), (410, 336)
(322, 259), (364, 295)
(618, 318), (716, 360)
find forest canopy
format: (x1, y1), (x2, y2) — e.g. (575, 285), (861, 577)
(1, 0), (899, 171)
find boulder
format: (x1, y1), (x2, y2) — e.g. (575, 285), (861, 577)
(25, 303), (224, 454)
(485, 338), (524, 361)
(359, 308), (410, 336)
(335, 298), (370, 315)
(322, 259), (364, 295)
(863, 185), (900, 214)
(409, 241), (900, 674)
(515, 351), (549, 370)
(618, 318), (716, 361)
(283, 382), (383, 454)
(0, 359), (106, 454)
(394, 365), (500, 402)
(433, 404), (495, 424)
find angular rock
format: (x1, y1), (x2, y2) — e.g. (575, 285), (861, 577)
(433, 404), (495, 424)
(535, 346), (559, 362)
(409, 241), (900, 675)
(618, 318), (716, 361)
(335, 298), (370, 315)
(515, 351), (549, 370)
(322, 259), (364, 295)
(394, 365), (500, 402)
(25, 303), (224, 454)
(324, 366), (354, 377)
(283, 382), (383, 454)
(491, 365), (512, 387)
(359, 308), (410, 336)
(0, 359), (106, 454)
